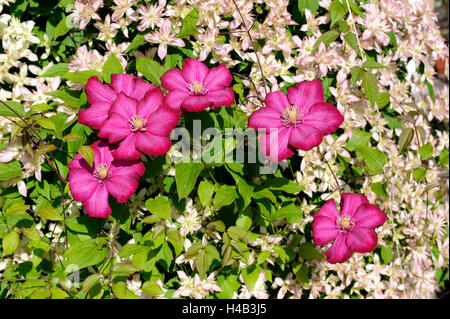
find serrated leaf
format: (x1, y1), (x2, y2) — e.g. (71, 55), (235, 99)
(34, 144), (56, 164)
(213, 185), (237, 211)
(362, 60), (386, 69)
(64, 239), (108, 272)
(82, 274), (101, 293)
(357, 146), (387, 174)
(370, 182), (389, 197)
(124, 34), (146, 53)
(419, 142), (433, 160)
(413, 167), (427, 182)
(329, 0), (346, 27)
(141, 281), (164, 295)
(0, 160), (22, 181)
(298, 0), (319, 14)
(313, 30), (340, 53)
(381, 246), (393, 264)
(195, 250), (212, 278)
(273, 204), (303, 223)
(350, 66), (363, 85)
(376, 92), (390, 109)
(198, 181), (215, 207)
(77, 145), (94, 167)
(53, 15), (71, 41)
(63, 70), (102, 84)
(227, 226), (248, 241)
(0, 100), (26, 118)
(344, 31), (358, 53)
(62, 132), (83, 142)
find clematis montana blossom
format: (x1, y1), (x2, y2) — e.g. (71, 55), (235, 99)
(248, 80), (344, 162)
(98, 87), (179, 161)
(67, 140), (145, 218)
(78, 74), (156, 130)
(160, 58), (235, 113)
(312, 193), (387, 264)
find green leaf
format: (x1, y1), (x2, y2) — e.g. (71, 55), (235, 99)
(413, 167), (427, 182)
(398, 128), (414, 153)
(376, 92), (390, 109)
(293, 263), (309, 284)
(53, 15), (71, 41)
(177, 7), (200, 37)
(62, 132), (83, 142)
(419, 142), (433, 160)
(136, 58), (166, 85)
(40, 63), (69, 77)
(344, 32), (358, 53)
(213, 185), (237, 211)
(0, 100), (26, 118)
(34, 144), (57, 164)
(141, 281), (164, 295)
(145, 196), (171, 220)
(2, 231), (20, 256)
(329, 0), (346, 27)
(82, 274), (101, 293)
(298, 0), (319, 15)
(362, 60), (386, 69)
(31, 288), (51, 299)
(175, 162), (204, 198)
(37, 206), (63, 221)
(63, 70), (102, 84)
(273, 204), (303, 223)
(227, 226), (248, 241)
(262, 177), (304, 194)
(425, 80), (435, 102)
(345, 129), (371, 152)
(124, 34), (146, 54)
(362, 71), (379, 106)
(438, 148), (449, 167)
(77, 145), (94, 167)
(64, 239), (108, 272)
(381, 245), (393, 264)
(47, 90), (84, 107)
(198, 181), (215, 207)
(357, 146), (387, 174)
(113, 262), (138, 275)
(313, 30), (340, 53)
(350, 66), (363, 85)
(195, 250), (212, 278)
(0, 160), (22, 181)
(102, 54), (123, 83)
(298, 243), (322, 260)
(370, 182), (389, 197)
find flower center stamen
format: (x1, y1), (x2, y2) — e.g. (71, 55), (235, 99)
(129, 115), (147, 132)
(281, 105), (304, 127)
(336, 215), (355, 233)
(187, 81), (208, 96)
(93, 163), (112, 184)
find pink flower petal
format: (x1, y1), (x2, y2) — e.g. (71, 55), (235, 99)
(340, 193), (369, 217)
(288, 80), (324, 111)
(304, 103), (344, 135)
(67, 154), (91, 170)
(325, 234), (353, 264)
(135, 131), (172, 157)
(111, 160), (145, 180)
(205, 88), (235, 110)
(346, 227), (378, 253)
(164, 90), (189, 113)
(92, 140), (115, 167)
(98, 113), (131, 143)
(289, 124), (323, 151)
(85, 76), (116, 104)
(137, 88), (164, 119)
(106, 174), (139, 203)
(265, 91), (290, 113)
(259, 127), (294, 162)
(82, 185), (112, 218)
(181, 95), (212, 112)
(248, 106), (282, 130)
(312, 216), (340, 245)
(314, 199), (339, 220)
(130, 78), (157, 100)
(113, 134), (142, 161)
(78, 102), (111, 130)
(204, 64), (232, 91)
(68, 168), (99, 202)
(147, 106), (179, 136)
(353, 203), (387, 229)
(161, 68), (188, 92)
(110, 92), (138, 119)
(181, 58), (209, 83)
(111, 74), (136, 97)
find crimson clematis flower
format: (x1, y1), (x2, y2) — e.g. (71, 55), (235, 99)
(247, 80), (344, 162)
(160, 58), (235, 113)
(67, 141), (145, 218)
(312, 193), (387, 264)
(78, 74), (156, 130)
(97, 87), (179, 161)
